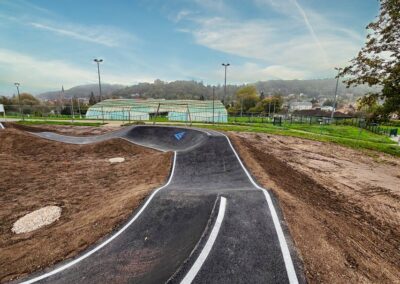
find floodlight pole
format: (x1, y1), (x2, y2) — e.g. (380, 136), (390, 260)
(222, 63), (230, 105)
(331, 67), (343, 121)
(153, 103), (160, 125)
(212, 86), (215, 124)
(14, 82), (23, 120)
(94, 59), (103, 102)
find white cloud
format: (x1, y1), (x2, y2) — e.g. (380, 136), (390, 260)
(30, 22), (136, 47)
(197, 62), (309, 83)
(172, 10), (194, 22)
(183, 17), (278, 59)
(291, 0), (329, 66)
(228, 63), (309, 82)
(194, 0), (231, 14)
(0, 49), (153, 93)
(177, 5), (364, 79)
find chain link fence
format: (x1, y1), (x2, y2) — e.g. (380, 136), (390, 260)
(1, 104), (397, 137)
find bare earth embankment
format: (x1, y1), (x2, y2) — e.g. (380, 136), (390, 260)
(229, 132), (400, 284)
(3, 122), (116, 136)
(0, 127), (172, 283)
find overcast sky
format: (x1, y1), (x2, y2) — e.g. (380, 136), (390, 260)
(0, 0), (379, 95)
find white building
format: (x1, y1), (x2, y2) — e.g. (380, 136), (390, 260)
(321, 106), (334, 111)
(289, 101), (313, 111)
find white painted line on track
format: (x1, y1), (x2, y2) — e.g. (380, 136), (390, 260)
(223, 134), (299, 284)
(21, 151), (177, 284)
(181, 196), (227, 284)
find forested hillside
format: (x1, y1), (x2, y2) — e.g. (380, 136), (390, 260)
(37, 79), (377, 103)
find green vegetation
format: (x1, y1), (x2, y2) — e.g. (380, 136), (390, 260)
(5, 114), (87, 120)
(16, 120), (104, 127)
(342, 0), (400, 121)
(227, 85), (284, 115)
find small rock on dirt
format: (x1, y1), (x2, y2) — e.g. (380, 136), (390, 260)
(109, 157), (125, 164)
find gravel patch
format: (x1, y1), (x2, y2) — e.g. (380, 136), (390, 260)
(12, 206), (62, 234)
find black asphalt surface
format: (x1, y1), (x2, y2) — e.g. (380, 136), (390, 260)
(20, 125), (304, 284)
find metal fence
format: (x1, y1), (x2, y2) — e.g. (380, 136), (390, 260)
(227, 112), (398, 136)
(1, 105), (397, 136)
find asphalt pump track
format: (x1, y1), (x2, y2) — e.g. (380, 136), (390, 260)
(18, 125), (305, 284)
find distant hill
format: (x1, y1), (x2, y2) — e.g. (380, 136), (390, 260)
(111, 79), (378, 103)
(37, 84), (125, 100)
(37, 79), (378, 103)
(254, 79), (379, 100)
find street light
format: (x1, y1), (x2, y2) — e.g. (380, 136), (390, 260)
(222, 63), (230, 105)
(94, 58), (103, 101)
(331, 67), (343, 121)
(212, 86), (215, 124)
(14, 82), (23, 120)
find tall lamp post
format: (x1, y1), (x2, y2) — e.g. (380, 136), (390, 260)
(14, 82), (23, 120)
(94, 58), (103, 101)
(222, 63), (230, 105)
(331, 67), (343, 121)
(212, 86), (215, 124)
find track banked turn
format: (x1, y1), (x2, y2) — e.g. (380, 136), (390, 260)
(21, 126), (304, 284)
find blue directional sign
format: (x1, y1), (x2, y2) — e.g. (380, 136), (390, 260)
(174, 131), (186, 140)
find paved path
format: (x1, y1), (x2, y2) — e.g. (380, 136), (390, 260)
(20, 125), (304, 284)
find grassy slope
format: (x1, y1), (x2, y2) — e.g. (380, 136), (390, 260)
(16, 120), (104, 127)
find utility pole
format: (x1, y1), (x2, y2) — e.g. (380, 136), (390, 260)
(59, 85), (66, 115)
(273, 99), (276, 116)
(14, 82), (23, 120)
(222, 63), (230, 105)
(240, 98), (243, 117)
(71, 97), (75, 122)
(94, 58), (103, 101)
(331, 67), (343, 121)
(77, 98), (82, 119)
(268, 94), (272, 118)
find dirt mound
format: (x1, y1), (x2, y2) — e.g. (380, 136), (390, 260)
(3, 122), (115, 136)
(0, 128), (172, 283)
(229, 132), (400, 283)
(3, 122), (51, 132)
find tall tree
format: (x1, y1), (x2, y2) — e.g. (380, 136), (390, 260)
(12, 93), (40, 106)
(89, 92), (97, 105)
(235, 85), (259, 112)
(342, 0), (400, 118)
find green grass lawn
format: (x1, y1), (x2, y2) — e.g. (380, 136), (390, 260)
(5, 114), (89, 120)
(284, 124), (395, 144)
(16, 120), (104, 127)
(228, 116), (271, 123)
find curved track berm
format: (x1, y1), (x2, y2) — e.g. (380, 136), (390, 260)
(20, 125), (304, 284)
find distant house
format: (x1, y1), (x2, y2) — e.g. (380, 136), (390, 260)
(321, 106), (334, 112)
(289, 101), (313, 111)
(292, 109), (353, 118)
